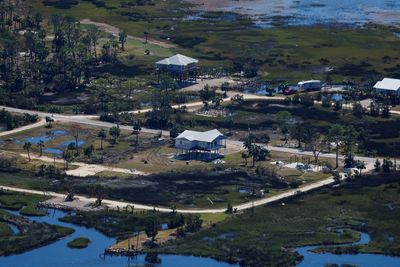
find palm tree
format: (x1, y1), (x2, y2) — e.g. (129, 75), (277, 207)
(355, 160), (366, 177)
(97, 129), (107, 150)
(62, 150), (73, 170)
(38, 140), (44, 157)
(327, 124), (345, 169)
(109, 125), (120, 145)
(118, 31), (127, 50)
(143, 31), (148, 44)
(23, 142), (32, 161)
(70, 124), (82, 155)
(132, 120), (142, 150)
(45, 116), (54, 128)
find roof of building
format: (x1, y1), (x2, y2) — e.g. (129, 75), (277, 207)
(176, 129), (224, 143)
(373, 78), (400, 91)
(156, 54), (198, 66)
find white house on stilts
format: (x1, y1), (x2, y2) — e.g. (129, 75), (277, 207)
(175, 129), (226, 161)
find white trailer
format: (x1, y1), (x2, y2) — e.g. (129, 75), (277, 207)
(297, 80), (322, 91)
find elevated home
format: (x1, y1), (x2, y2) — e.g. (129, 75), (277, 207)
(155, 54), (199, 82)
(373, 78), (400, 95)
(175, 129), (226, 160)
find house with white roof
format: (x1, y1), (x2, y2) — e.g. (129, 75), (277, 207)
(373, 78), (400, 95)
(175, 129), (226, 160)
(155, 54), (199, 81)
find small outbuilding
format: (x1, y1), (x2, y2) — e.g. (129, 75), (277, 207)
(155, 54), (199, 82)
(373, 78), (400, 95)
(175, 129), (226, 160)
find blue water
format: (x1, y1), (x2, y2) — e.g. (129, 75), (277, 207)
(296, 230), (400, 267)
(24, 136), (54, 145)
(243, 84), (275, 96)
(322, 94), (343, 102)
(331, 94), (343, 102)
(51, 130), (67, 136)
(6, 223), (20, 235)
(9, 129), (66, 145)
(42, 148), (64, 155)
(213, 0), (400, 27)
(61, 140), (86, 147)
(0, 209), (237, 267)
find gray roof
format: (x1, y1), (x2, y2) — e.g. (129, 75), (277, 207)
(176, 129), (224, 143)
(373, 78), (400, 91)
(156, 54), (198, 66)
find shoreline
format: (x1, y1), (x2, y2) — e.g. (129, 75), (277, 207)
(182, 0), (400, 28)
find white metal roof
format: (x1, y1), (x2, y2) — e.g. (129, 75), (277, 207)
(373, 78), (400, 91)
(176, 129), (224, 143)
(156, 54), (198, 66)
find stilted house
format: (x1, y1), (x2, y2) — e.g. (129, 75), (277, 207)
(373, 78), (400, 95)
(175, 129), (226, 160)
(155, 54), (198, 82)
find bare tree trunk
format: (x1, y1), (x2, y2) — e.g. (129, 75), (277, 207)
(336, 143), (339, 168)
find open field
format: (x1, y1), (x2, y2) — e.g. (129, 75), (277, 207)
(29, 0), (400, 83)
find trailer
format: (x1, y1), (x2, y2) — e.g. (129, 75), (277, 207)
(297, 80), (322, 91)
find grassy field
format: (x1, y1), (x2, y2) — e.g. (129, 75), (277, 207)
(29, 0), (400, 82)
(161, 173), (400, 266)
(0, 122), (169, 165)
(0, 190), (49, 216)
(60, 209), (182, 239)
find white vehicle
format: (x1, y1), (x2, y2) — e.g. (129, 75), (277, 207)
(297, 80), (322, 91)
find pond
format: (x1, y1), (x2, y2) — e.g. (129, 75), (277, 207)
(42, 148), (64, 155)
(61, 140), (86, 147)
(24, 135), (54, 144)
(0, 209), (238, 267)
(296, 229), (400, 267)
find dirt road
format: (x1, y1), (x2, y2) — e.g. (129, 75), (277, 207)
(80, 19), (176, 49)
(0, 120), (45, 137)
(0, 175), (337, 214)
